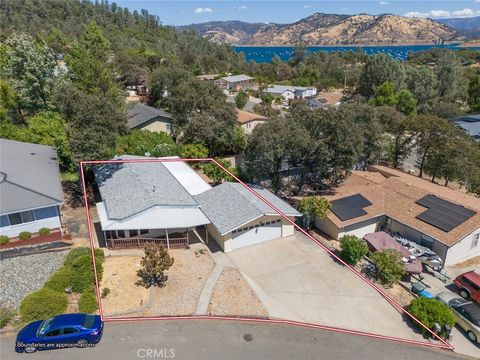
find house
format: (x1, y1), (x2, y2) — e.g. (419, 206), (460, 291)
(94, 156), (301, 252)
(263, 85), (317, 100)
(236, 109), (268, 135)
(214, 74), (255, 91)
(314, 166), (480, 266)
(194, 182), (301, 252)
(127, 102), (173, 135)
(0, 139), (64, 238)
(451, 114), (480, 141)
(196, 74), (218, 82)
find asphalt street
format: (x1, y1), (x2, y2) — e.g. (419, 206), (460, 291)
(0, 319), (474, 360)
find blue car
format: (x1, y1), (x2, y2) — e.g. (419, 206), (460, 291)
(15, 313), (103, 353)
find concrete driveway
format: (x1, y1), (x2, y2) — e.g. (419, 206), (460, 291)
(227, 234), (423, 342)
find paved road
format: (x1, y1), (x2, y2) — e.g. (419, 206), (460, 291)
(0, 320), (471, 360)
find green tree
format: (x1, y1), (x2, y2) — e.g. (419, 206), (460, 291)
(203, 159), (236, 184)
(436, 53), (463, 103)
(0, 80), (18, 121)
(370, 249), (406, 286)
(179, 143), (209, 159)
(339, 235), (369, 266)
(148, 66), (192, 108)
(396, 89), (417, 115)
(370, 82), (397, 106)
(299, 196), (331, 227)
(136, 245), (175, 288)
(114, 129), (178, 157)
(358, 54), (405, 98)
(1, 32), (57, 114)
(468, 75), (480, 112)
(407, 298), (456, 337)
(235, 90), (248, 109)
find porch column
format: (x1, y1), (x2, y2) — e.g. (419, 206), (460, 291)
(166, 229), (170, 249)
(205, 225), (208, 245)
(186, 228), (190, 245)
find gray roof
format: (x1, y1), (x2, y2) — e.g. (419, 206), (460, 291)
(264, 85), (315, 94)
(194, 182), (301, 235)
(451, 114), (480, 141)
(0, 139), (63, 214)
(94, 155), (198, 220)
(127, 102), (173, 129)
(221, 74), (253, 83)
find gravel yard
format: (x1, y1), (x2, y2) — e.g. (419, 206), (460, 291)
(0, 250), (68, 309)
(208, 267), (268, 317)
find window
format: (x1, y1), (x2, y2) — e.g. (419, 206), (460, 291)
(117, 230), (125, 238)
(265, 222), (270, 226)
(34, 206), (57, 220)
(7, 210), (35, 226)
(420, 235), (434, 249)
(249, 226), (253, 230)
(129, 230), (138, 237)
(462, 277), (480, 291)
(232, 230), (237, 234)
(62, 328), (78, 335)
(276, 219), (281, 223)
(472, 234), (479, 249)
(140, 229), (148, 235)
(238, 228), (243, 232)
(0, 215), (8, 228)
(45, 329), (61, 337)
(255, 224), (259, 228)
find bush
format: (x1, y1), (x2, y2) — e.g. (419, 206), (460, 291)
(64, 247), (104, 266)
(44, 266), (77, 292)
(407, 298), (456, 337)
(18, 231), (31, 240)
(78, 291), (98, 313)
(370, 249), (406, 286)
(136, 245), (174, 288)
(19, 288), (68, 322)
(38, 227), (50, 236)
(0, 308), (16, 328)
(69, 254), (104, 293)
(339, 235), (368, 266)
(101, 287), (110, 299)
(0, 235), (9, 245)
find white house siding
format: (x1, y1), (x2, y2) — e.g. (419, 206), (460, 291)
(0, 205), (61, 238)
(338, 217), (381, 240)
(444, 229), (480, 266)
(241, 120), (267, 135)
(140, 120), (171, 135)
(315, 217), (340, 239)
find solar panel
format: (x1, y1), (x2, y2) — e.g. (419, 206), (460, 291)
(331, 194), (372, 221)
(415, 195), (477, 232)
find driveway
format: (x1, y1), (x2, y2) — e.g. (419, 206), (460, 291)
(227, 234), (423, 342)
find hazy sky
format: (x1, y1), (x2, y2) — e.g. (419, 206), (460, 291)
(114, 1), (480, 26)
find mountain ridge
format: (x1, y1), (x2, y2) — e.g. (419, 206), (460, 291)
(178, 12), (463, 46)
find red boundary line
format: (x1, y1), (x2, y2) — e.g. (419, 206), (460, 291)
(79, 158), (454, 351)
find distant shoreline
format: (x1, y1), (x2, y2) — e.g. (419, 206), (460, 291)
(232, 43), (463, 48)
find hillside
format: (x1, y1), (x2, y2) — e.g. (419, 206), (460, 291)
(179, 13), (462, 45)
(437, 16), (480, 39)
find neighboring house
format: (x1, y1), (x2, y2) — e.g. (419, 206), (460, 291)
(451, 114), (480, 141)
(196, 74), (218, 82)
(127, 102), (173, 135)
(314, 166), (480, 266)
(195, 182), (301, 252)
(94, 156), (301, 251)
(263, 85), (317, 100)
(0, 139), (64, 238)
(215, 74), (255, 90)
(236, 109), (268, 135)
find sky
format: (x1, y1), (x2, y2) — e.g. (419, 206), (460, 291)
(114, 1), (480, 26)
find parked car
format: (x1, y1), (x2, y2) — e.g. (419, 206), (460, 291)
(15, 313), (103, 353)
(437, 291), (480, 344)
(454, 271), (480, 303)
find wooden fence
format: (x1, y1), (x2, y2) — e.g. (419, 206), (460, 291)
(106, 237), (188, 250)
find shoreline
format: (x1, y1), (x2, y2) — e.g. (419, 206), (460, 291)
(232, 43), (464, 48)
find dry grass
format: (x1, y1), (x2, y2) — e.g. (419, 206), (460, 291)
(450, 256), (480, 269)
(208, 267), (268, 317)
(385, 283), (414, 307)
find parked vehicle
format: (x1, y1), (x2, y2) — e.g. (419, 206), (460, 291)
(436, 291), (480, 344)
(15, 314), (103, 353)
(454, 271), (480, 303)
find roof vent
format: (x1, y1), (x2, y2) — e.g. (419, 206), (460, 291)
(30, 152), (36, 155)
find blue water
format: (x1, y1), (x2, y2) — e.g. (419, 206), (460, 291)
(233, 44), (480, 62)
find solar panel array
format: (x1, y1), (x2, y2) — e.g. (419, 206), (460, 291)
(331, 194), (372, 221)
(415, 194), (477, 232)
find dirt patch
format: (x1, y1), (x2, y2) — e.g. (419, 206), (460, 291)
(100, 256), (151, 316)
(385, 283), (414, 308)
(66, 293), (81, 313)
(449, 256), (480, 269)
(207, 267), (268, 317)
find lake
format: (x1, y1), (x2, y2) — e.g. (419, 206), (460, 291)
(233, 44), (480, 62)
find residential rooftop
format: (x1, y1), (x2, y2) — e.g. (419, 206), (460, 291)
(451, 114), (480, 141)
(127, 102), (173, 129)
(322, 165), (480, 247)
(236, 109), (267, 124)
(0, 139), (63, 214)
(220, 74), (253, 83)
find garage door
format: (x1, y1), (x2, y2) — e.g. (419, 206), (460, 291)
(230, 222), (281, 251)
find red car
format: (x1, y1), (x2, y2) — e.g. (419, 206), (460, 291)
(454, 271), (480, 304)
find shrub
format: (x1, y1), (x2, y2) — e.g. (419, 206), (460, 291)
(0, 308), (16, 328)
(19, 288), (68, 322)
(101, 288), (110, 299)
(78, 291), (98, 313)
(203, 159), (236, 184)
(0, 235), (9, 245)
(44, 266), (77, 292)
(64, 247), (104, 266)
(69, 254), (104, 293)
(18, 231), (31, 240)
(136, 245), (174, 288)
(407, 298), (456, 337)
(339, 235), (369, 266)
(38, 227), (50, 236)
(370, 249), (406, 286)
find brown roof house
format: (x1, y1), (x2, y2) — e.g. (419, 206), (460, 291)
(236, 109), (267, 135)
(315, 166), (480, 266)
